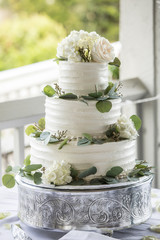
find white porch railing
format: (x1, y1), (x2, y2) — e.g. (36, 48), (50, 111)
(0, 60), (58, 102)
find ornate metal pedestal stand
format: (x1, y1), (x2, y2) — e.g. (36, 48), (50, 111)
(16, 175), (153, 231)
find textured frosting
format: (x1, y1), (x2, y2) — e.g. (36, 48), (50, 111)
(58, 62), (108, 95)
(45, 97), (121, 137)
(30, 138), (136, 178)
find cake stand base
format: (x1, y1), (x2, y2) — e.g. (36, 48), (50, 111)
(16, 175), (153, 231)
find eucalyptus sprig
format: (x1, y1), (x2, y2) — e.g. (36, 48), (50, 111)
(77, 133), (107, 146)
(25, 117), (45, 136)
(2, 155), (43, 188)
(25, 118), (69, 149)
(109, 57), (121, 68)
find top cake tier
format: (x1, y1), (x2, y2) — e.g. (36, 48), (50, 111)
(58, 62), (108, 95)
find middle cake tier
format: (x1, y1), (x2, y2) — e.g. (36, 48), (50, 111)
(45, 97), (121, 137)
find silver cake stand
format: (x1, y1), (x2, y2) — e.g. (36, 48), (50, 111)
(16, 175), (153, 231)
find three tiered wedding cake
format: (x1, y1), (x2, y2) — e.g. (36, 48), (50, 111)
(27, 30), (140, 185)
(2, 30), (153, 231)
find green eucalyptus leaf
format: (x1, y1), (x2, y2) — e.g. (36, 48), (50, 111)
(24, 164), (42, 172)
(38, 118), (45, 131)
(69, 179), (86, 185)
(5, 166), (12, 173)
(24, 155), (31, 166)
(31, 131), (42, 138)
(79, 166), (97, 179)
(2, 174), (15, 188)
(96, 100), (112, 113)
(108, 83), (117, 97)
(71, 167), (79, 179)
(81, 95), (95, 100)
(106, 166), (123, 177)
(79, 99), (89, 105)
(103, 176), (118, 184)
(130, 115), (142, 131)
(59, 93), (78, 99)
(82, 133), (92, 141)
(53, 56), (68, 62)
(97, 96), (109, 101)
(77, 138), (91, 146)
(43, 85), (55, 97)
(104, 82), (114, 95)
(25, 125), (37, 136)
(25, 173), (34, 181)
(109, 57), (121, 67)
(88, 92), (102, 98)
(34, 172), (42, 185)
(58, 138), (68, 150)
(127, 176), (138, 182)
(90, 178), (102, 185)
(0, 212), (11, 220)
(92, 138), (106, 144)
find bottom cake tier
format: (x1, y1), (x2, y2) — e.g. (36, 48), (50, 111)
(30, 138), (136, 177)
(16, 175), (153, 231)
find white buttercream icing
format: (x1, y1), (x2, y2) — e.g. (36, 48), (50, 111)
(58, 62), (108, 95)
(45, 97), (121, 137)
(30, 138), (136, 178)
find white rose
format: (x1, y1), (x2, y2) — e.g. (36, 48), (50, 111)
(42, 159), (72, 186)
(117, 115), (138, 140)
(91, 37), (115, 63)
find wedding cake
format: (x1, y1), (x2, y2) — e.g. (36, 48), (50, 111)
(27, 30), (140, 184)
(2, 30), (153, 232)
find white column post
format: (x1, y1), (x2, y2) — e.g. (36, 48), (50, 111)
(14, 127), (24, 166)
(120, 0), (159, 185)
(155, 0), (160, 187)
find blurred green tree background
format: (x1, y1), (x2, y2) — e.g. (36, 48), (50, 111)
(0, 0), (119, 71)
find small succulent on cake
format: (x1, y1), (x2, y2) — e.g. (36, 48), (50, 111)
(55, 30), (120, 65)
(42, 159), (72, 186)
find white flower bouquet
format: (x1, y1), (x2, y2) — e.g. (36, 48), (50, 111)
(56, 30), (116, 64)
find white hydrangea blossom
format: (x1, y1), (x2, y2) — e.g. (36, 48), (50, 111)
(42, 159), (72, 186)
(117, 115), (138, 140)
(57, 30), (113, 62)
